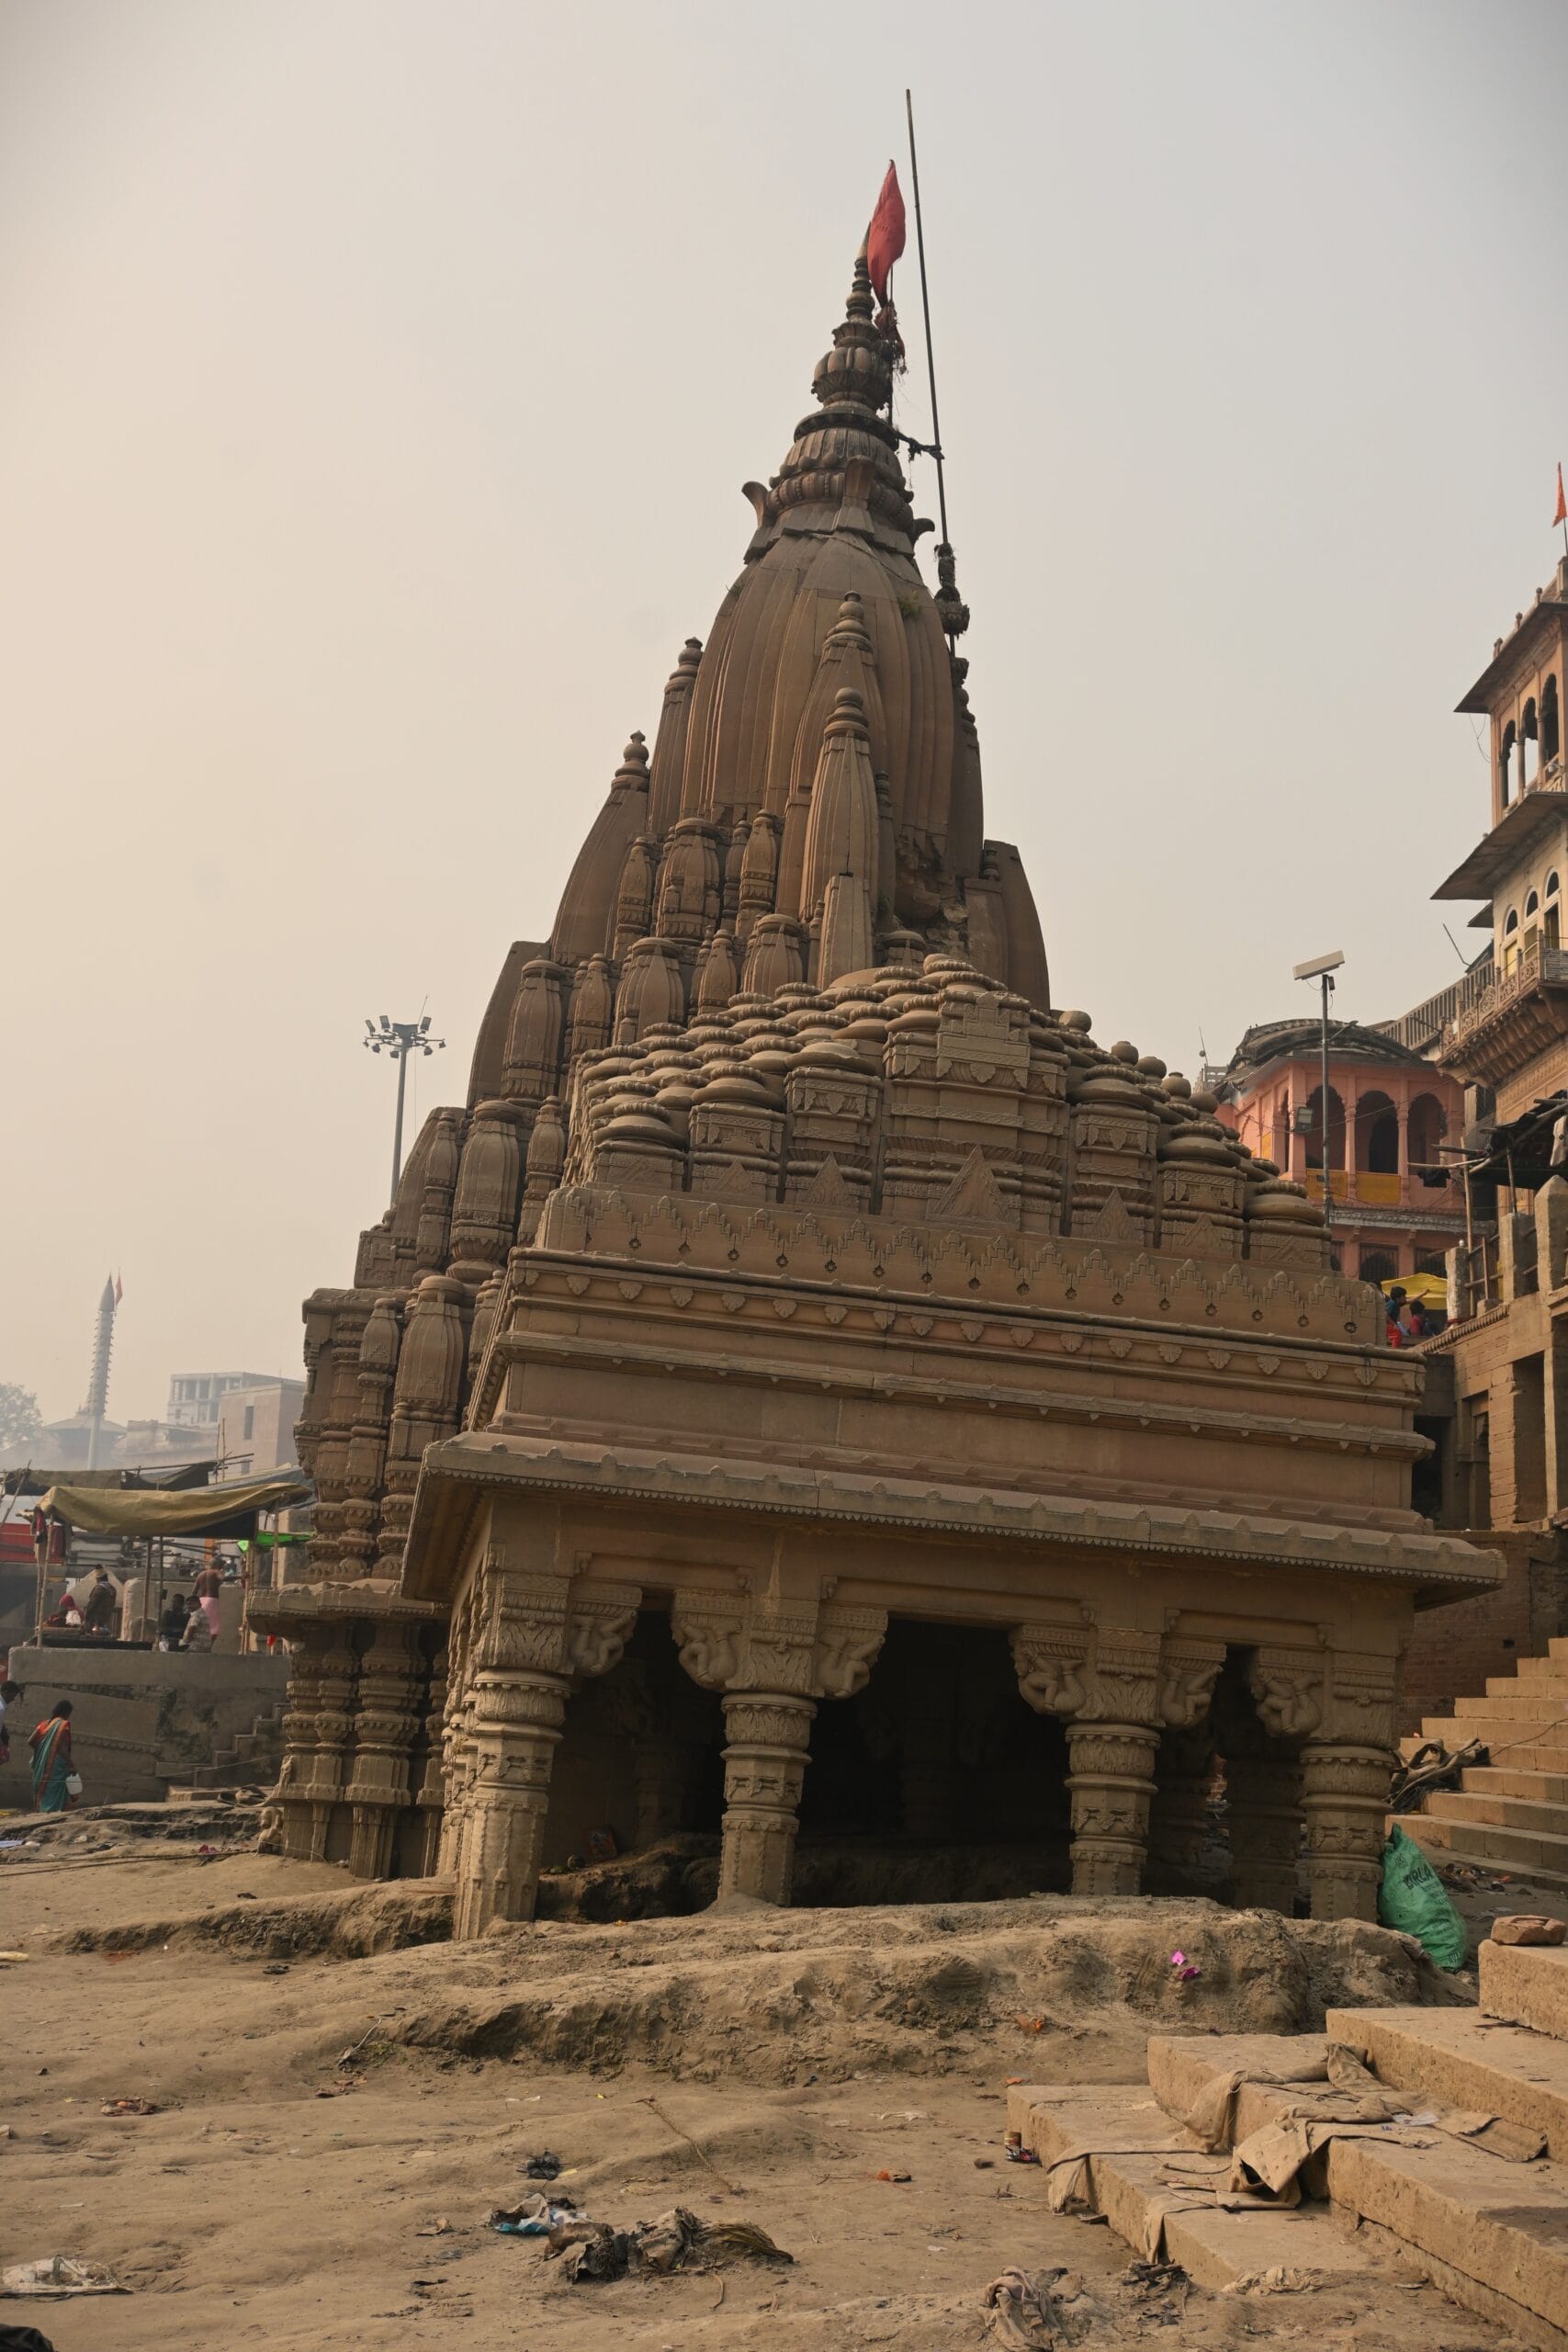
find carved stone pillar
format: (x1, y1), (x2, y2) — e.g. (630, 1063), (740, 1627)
(1300, 1743), (1388, 1921)
(344, 1621), (424, 1880)
(1065, 1718), (1160, 1894)
(1299, 1653), (1397, 1922)
(673, 1590), (886, 1908)
(717, 1693), (818, 1903)
(275, 1628), (325, 1860)
(412, 1641), (449, 1877)
(278, 1630), (358, 1862)
(1012, 1623), (1221, 1898)
(454, 1665), (569, 1938)
(446, 1553), (638, 1938)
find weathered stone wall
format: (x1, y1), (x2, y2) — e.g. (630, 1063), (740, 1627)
(1, 1645), (288, 1808)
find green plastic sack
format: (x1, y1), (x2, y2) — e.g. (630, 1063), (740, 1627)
(1377, 1824), (1468, 1970)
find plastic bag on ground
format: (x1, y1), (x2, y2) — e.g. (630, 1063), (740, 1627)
(1377, 1825), (1468, 1970)
(1, 2258), (129, 2299)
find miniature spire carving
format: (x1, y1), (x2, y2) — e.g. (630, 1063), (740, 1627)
(647, 641), (703, 839)
(800, 686), (879, 938)
(548, 732), (650, 966)
(737, 813), (782, 944)
(568, 954), (615, 1058)
(613, 837), (659, 960)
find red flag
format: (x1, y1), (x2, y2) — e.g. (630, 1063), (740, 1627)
(113, 1272), (123, 1305)
(866, 162), (906, 304)
(1555, 463), (1566, 527)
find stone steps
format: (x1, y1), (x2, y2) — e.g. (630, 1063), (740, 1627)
(1513, 1656), (1568, 1684)
(1397, 1808), (1568, 1887)
(1145, 2023), (1568, 2350)
(1439, 1692), (1568, 1724)
(1003, 2081), (1379, 2293)
(1325, 2003), (1568, 2163)
(1463, 1767), (1568, 1803)
(1426, 1787), (1568, 1836)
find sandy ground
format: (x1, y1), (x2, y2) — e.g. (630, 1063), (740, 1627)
(0, 1817), (1535, 2352)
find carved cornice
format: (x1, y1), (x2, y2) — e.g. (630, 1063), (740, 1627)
(405, 1431), (1495, 1600)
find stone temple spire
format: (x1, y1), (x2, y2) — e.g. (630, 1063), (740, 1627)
(525, 237), (1051, 1014)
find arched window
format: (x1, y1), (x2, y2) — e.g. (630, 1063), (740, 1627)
(1359, 1247), (1399, 1286)
(1501, 721), (1517, 807)
(1504, 905), (1521, 972)
(1355, 1089), (1400, 1174)
(1524, 697), (1540, 787)
(1408, 1092), (1450, 1183)
(1543, 675), (1561, 767)
(1528, 888), (1540, 916)
(1548, 869), (1562, 949)
(1305, 1082), (1345, 1175)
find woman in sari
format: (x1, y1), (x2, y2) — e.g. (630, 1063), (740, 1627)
(29, 1699), (75, 1813)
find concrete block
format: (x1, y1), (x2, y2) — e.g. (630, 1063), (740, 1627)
(1482, 1939), (1568, 2039)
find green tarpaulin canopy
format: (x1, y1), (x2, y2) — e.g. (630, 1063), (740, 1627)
(38, 1472), (311, 1539)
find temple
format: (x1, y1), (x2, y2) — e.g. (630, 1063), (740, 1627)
(251, 237), (1495, 1933)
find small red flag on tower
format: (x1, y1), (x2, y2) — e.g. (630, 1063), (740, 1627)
(113, 1272), (123, 1305)
(866, 162), (907, 304)
(1555, 463), (1566, 527)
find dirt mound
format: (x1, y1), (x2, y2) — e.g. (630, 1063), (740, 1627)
(50, 1876), (452, 1961)
(396, 1894), (1462, 2087)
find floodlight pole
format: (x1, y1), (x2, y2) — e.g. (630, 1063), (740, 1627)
(364, 1014), (446, 1205)
(1318, 970), (1335, 1239)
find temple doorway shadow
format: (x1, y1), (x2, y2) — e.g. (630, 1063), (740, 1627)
(536, 1609), (724, 1918)
(793, 1620), (1072, 1908)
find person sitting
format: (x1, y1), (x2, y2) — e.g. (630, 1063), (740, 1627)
(180, 1599), (215, 1653)
(82, 1567), (118, 1636)
(157, 1592), (192, 1653)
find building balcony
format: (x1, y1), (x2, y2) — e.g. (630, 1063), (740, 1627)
(1438, 934), (1568, 1086)
(1303, 1169), (1460, 1218)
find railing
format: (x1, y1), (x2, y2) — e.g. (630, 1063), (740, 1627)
(1303, 1168), (1449, 1210)
(1445, 935), (1568, 1051)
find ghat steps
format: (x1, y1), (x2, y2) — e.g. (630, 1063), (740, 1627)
(1402, 1636), (1568, 1891)
(1008, 1938), (1568, 2349)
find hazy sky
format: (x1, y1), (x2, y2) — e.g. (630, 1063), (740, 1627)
(5, 0), (1566, 1426)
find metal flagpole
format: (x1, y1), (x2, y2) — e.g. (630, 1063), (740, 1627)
(905, 89), (949, 552)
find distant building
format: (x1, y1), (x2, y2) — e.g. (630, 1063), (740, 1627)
(216, 1379), (304, 1482)
(1214, 1019), (1468, 1285)
(166, 1372), (275, 1431)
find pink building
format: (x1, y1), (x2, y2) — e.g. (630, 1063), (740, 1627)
(1214, 1019), (1468, 1283)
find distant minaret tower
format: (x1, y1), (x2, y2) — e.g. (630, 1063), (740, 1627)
(83, 1272), (118, 1470)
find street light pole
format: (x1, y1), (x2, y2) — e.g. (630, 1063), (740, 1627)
(364, 1012), (446, 1205)
(1292, 950), (1346, 1246)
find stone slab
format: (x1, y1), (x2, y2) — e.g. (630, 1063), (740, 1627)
(1005, 2081), (1376, 2293)
(1325, 2003), (1568, 2161)
(1149, 2028), (1568, 2349)
(1482, 1939), (1568, 2039)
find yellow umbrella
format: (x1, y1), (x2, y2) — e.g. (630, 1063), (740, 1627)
(1380, 1272), (1447, 1307)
